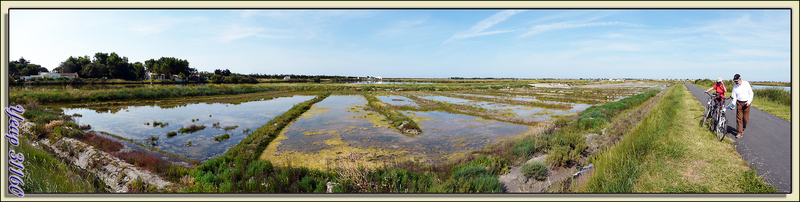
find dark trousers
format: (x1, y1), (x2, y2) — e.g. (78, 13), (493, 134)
(736, 100), (750, 135)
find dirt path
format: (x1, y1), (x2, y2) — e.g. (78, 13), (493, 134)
(684, 83), (791, 193)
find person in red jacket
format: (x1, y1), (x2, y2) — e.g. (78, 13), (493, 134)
(704, 77), (727, 107)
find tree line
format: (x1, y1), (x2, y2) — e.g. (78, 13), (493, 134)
(9, 54), (367, 84)
(8, 53), (196, 81)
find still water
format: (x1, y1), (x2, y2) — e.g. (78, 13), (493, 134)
(752, 85), (790, 91)
(63, 95), (315, 161)
(260, 95), (529, 169)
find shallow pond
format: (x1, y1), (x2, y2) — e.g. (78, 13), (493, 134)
(62, 95), (315, 161)
(752, 85), (790, 91)
(260, 95), (530, 170)
(346, 81), (434, 84)
(412, 93), (574, 121)
(457, 93), (593, 114)
(376, 95), (419, 107)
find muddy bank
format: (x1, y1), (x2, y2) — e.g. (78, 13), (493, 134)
(21, 122), (175, 193)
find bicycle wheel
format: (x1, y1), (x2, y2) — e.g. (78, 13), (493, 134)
(716, 115), (726, 141)
(701, 104), (711, 127)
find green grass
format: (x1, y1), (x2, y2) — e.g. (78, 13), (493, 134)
(362, 92), (422, 135)
(520, 162), (548, 180)
(581, 84), (775, 193)
(13, 134), (108, 193)
(186, 91), (332, 192)
(10, 82), (538, 104)
(506, 89), (661, 169)
(577, 90), (659, 131)
(750, 96), (791, 121)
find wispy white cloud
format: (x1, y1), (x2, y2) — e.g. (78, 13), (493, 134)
(521, 21), (624, 37)
(443, 10), (522, 44)
(217, 25), (264, 43)
(518, 11), (630, 37)
(236, 10), (378, 43)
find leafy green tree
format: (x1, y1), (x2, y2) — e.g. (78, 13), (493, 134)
(93, 52), (109, 65)
(8, 62), (19, 77)
(81, 63), (108, 78)
(17, 57), (29, 65)
(55, 56), (89, 74)
(106, 52), (135, 80)
(133, 62), (146, 80)
(178, 72), (188, 82)
(20, 64), (46, 76)
(210, 74), (223, 83)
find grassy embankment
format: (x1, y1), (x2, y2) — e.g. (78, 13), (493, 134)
(693, 79), (790, 121)
(19, 102), (194, 191)
(12, 97), (194, 193)
(503, 89), (661, 170)
(580, 84), (775, 193)
(12, 133), (108, 193)
(183, 91), (337, 192)
(10, 82), (536, 104)
(362, 92), (422, 135)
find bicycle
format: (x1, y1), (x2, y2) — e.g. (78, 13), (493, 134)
(701, 92), (730, 141)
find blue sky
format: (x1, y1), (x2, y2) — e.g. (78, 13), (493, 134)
(9, 9), (791, 81)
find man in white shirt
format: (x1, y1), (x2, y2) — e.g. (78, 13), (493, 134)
(730, 74), (753, 138)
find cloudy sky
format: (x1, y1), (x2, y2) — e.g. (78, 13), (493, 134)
(9, 9), (791, 81)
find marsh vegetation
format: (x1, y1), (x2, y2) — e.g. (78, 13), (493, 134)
(16, 79), (766, 193)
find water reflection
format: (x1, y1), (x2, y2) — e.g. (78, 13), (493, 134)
(413, 93), (573, 121)
(376, 95), (419, 107)
(63, 95), (315, 161)
(260, 95), (530, 169)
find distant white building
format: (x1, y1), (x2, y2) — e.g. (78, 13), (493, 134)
(375, 76), (383, 80)
(284, 76), (291, 80)
(147, 72), (167, 80)
(21, 72), (78, 81)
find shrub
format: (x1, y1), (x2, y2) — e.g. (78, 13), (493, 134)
(512, 135), (549, 159)
(67, 129), (85, 139)
(65, 122), (80, 129)
(30, 124), (50, 139)
(545, 130), (586, 167)
(432, 173), (502, 193)
(167, 131), (178, 137)
(520, 162), (548, 180)
(512, 141), (537, 159)
(754, 88), (790, 106)
(469, 175), (503, 193)
(453, 165), (491, 180)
